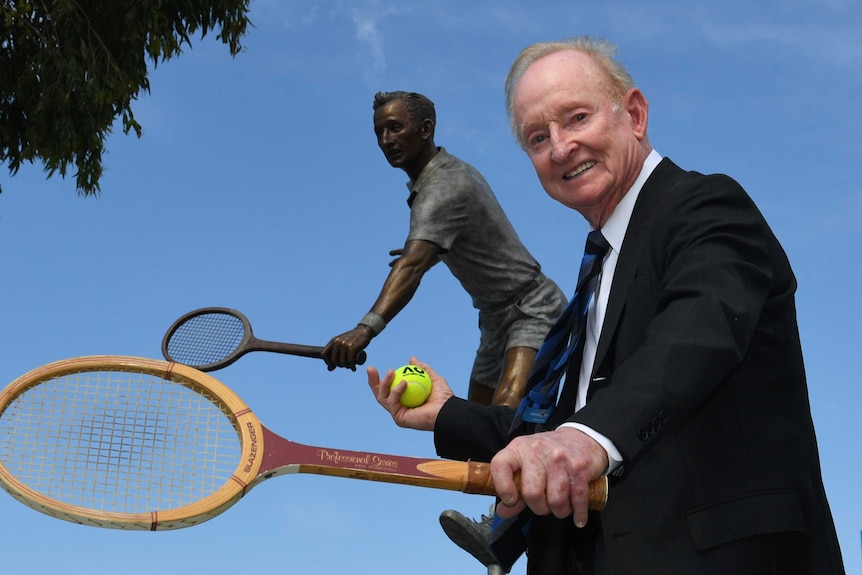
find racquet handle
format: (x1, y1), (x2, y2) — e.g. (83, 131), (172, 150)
(257, 427), (608, 511)
(255, 342), (366, 366)
(276, 437), (608, 510)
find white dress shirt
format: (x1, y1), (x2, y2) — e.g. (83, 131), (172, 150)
(560, 149), (663, 473)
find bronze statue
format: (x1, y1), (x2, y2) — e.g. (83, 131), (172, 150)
(322, 91), (569, 572)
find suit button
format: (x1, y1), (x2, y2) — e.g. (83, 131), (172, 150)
(637, 427), (649, 440)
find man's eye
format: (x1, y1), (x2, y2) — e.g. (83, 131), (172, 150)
(529, 134), (547, 146)
(567, 113), (588, 125)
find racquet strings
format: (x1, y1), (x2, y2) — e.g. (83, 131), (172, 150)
(166, 311), (245, 366)
(0, 369), (242, 513)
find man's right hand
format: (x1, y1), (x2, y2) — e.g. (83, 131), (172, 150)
(322, 326), (374, 371)
(366, 357), (453, 431)
(491, 426), (609, 529)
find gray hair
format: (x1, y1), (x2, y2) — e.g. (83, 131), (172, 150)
(504, 36), (635, 148)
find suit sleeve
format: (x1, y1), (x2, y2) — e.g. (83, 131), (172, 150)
(434, 396), (515, 462)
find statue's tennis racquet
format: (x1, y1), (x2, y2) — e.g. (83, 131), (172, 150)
(161, 307), (365, 371)
(0, 355), (609, 530)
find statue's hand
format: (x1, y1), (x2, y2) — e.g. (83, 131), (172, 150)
(322, 326), (373, 371)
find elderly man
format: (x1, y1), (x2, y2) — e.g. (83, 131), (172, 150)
(367, 37), (845, 574)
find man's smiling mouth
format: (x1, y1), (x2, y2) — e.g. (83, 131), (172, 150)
(564, 161), (596, 180)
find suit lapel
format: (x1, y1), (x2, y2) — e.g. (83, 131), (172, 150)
(591, 159), (681, 383)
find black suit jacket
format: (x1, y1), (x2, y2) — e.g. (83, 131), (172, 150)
(434, 158), (844, 574)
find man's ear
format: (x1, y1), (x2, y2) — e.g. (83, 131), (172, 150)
(624, 88), (649, 140)
(420, 118), (435, 140)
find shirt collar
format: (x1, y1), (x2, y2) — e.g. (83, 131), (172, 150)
(599, 149), (663, 253)
(406, 147), (448, 206)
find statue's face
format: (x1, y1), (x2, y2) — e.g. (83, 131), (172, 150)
(373, 99), (428, 173)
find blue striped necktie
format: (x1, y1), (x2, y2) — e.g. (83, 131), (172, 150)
(510, 229), (611, 434)
(489, 229), (610, 571)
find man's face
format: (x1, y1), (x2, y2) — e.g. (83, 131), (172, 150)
(373, 99), (428, 172)
(513, 50), (648, 227)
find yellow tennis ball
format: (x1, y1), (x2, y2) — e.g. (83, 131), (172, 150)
(391, 364), (432, 408)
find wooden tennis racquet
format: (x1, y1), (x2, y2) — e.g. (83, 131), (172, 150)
(161, 307), (366, 371)
(0, 356), (607, 531)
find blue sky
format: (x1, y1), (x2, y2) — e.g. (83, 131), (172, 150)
(1, 1), (860, 573)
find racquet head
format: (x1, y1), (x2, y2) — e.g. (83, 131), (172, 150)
(0, 356), (258, 530)
(161, 307), (252, 371)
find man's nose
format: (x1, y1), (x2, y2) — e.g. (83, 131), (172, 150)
(549, 124), (576, 163)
